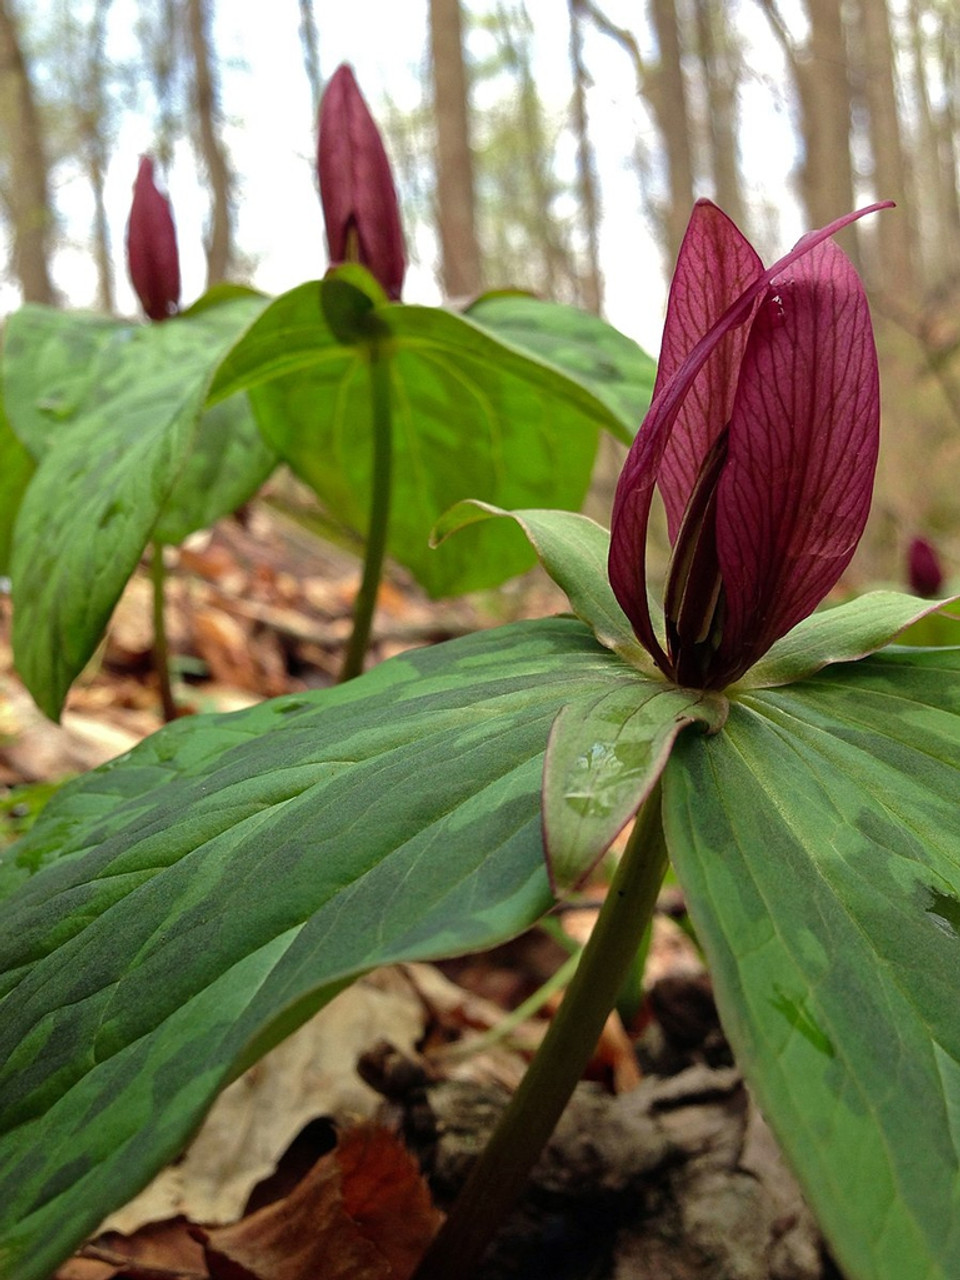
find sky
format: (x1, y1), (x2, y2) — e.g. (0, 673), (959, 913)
(23, 0), (803, 357)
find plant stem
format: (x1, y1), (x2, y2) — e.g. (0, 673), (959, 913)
(151, 541), (178, 723)
(339, 339), (392, 682)
(412, 781), (668, 1280)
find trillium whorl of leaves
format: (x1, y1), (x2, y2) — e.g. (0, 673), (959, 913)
(609, 200), (890, 690)
(317, 64), (406, 301)
(126, 156), (181, 322)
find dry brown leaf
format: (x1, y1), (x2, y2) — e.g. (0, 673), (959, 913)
(196, 1127), (436, 1280)
(337, 1126), (443, 1278)
(57, 1219), (208, 1280)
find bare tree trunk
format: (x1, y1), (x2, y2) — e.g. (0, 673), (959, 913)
(580, 1), (694, 267)
(298, 0), (322, 115)
(568, 0), (603, 313)
(144, 0), (179, 171)
(934, 5), (960, 280)
(692, 0), (746, 230)
(185, 0), (234, 286)
(0, 0), (55, 303)
(851, 0), (915, 298)
(647, 0), (696, 264)
(82, 0), (115, 312)
(756, 0), (859, 264)
(429, 0), (482, 298)
(503, 7), (571, 298)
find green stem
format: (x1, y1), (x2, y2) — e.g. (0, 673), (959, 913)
(150, 541), (178, 723)
(412, 781), (668, 1280)
(339, 339), (392, 682)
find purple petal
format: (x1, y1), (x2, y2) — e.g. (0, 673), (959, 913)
(712, 237), (880, 682)
(608, 202), (892, 675)
(656, 201), (763, 541)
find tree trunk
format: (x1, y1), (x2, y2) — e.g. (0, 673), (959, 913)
(506, 9), (571, 298)
(756, 0), (859, 264)
(82, 0), (115, 312)
(647, 0), (695, 265)
(851, 0), (915, 298)
(692, 0), (746, 230)
(185, 0), (234, 286)
(429, 0), (482, 298)
(933, 5), (960, 282)
(0, 0), (55, 303)
(568, 0), (603, 313)
(298, 0), (322, 116)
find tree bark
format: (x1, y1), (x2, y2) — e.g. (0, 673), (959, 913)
(185, 0), (234, 286)
(692, 0), (746, 230)
(851, 0), (915, 298)
(298, 0), (322, 116)
(568, 0), (603, 313)
(756, 0), (859, 264)
(0, 0), (55, 303)
(647, 0), (695, 265)
(81, 0), (115, 312)
(429, 0), (482, 298)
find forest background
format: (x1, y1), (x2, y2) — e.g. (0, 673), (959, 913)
(0, 0), (957, 587)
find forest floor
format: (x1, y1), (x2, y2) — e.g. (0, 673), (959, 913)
(0, 494), (841, 1280)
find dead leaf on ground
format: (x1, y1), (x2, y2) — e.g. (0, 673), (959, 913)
(196, 1126), (441, 1280)
(58, 1218), (207, 1280)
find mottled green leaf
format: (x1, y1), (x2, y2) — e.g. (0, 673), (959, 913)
(740, 590), (957, 689)
(208, 281), (630, 596)
(6, 295), (267, 718)
(0, 617), (626, 1280)
(544, 680), (726, 892)
(152, 394), (277, 546)
(2, 306), (118, 458)
(0, 390), (34, 576)
(466, 292), (656, 433)
(432, 502), (656, 667)
(663, 647), (960, 1280)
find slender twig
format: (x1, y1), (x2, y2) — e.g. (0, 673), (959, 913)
(434, 947), (582, 1063)
(412, 781), (668, 1280)
(339, 339), (393, 682)
(151, 540), (178, 722)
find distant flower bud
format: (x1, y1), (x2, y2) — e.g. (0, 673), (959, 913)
(317, 64), (405, 300)
(126, 157), (181, 321)
(908, 536), (944, 598)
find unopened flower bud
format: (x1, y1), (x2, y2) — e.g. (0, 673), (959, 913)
(907, 536), (944, 598)
(126, 157), (181, 322)
(317, 64), (405, 300)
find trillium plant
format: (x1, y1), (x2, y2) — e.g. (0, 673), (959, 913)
(1, 178), (960, 1280)
(0, 62), (653, 721)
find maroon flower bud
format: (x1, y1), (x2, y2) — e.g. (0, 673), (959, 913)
(907, 536), (944, 598)
(126, 157), (181, 322)
(317, 64), (405, 301)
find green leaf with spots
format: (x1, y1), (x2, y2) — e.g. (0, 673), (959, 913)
(0, 617), (633, 1280)
(152, 393), (277, 546)
(543, 680), (726, 892)
(2, 306), (118, 458)
(663, 647), (960, 1280)
(466, 293), (656, 433)
(208, 278), (631, 597)
(432, 501), (655, 667)
(0, 388), (34, 576)
(740, 590), (959, 688)
(4, 295), (269, 719)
